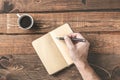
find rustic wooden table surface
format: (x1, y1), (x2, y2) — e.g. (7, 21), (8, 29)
(0, 0), (120, 80)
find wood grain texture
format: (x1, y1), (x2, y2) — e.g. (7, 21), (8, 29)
(0, 14), (7, 33)
(1, 33), (120, 55)
(1, 54), (120, 80)
(0, 0), (120, 13)
(7, 12), (120, 34)
(88, 53), (120, 80)
(0, 54), (82, 80)
(0, 0), (119, 79)
(0, 35), (41, 55)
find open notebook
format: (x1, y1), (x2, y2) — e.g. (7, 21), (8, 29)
(32, 23), (73, 75)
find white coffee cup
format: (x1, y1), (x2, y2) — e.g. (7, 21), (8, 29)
(17, 14), (34, 30)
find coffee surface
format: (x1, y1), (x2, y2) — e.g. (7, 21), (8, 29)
(20, 16), (32, 28)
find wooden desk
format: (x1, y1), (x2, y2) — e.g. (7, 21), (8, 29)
(0, 0), (120, 80)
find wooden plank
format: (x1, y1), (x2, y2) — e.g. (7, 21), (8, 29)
(7, 12), (120, 34)
(0, 54), (82, 80)
(84, 33), (116, 54)
(88, 53), (120, 80)
(1, 33), (120, 55)
(0, 0), (120, 13)
(1, 54), (120, 80)
(0, 14), (7, 33)
(87, 0), (120, 10)
(0, 35), (41, 55)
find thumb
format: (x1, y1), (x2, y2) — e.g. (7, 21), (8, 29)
(64, 36), (74, 50)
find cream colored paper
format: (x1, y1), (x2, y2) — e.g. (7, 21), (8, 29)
(32, 23), (73, 75)
(50, 23), (73, 65)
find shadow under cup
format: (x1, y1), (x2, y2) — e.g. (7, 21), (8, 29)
(18, 14), (34, 30)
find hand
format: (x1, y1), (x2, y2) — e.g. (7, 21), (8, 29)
(64, 33), (90, 64)
(64, 33), (101, 80)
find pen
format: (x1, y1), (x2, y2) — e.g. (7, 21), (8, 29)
(56, 37), (86, 42)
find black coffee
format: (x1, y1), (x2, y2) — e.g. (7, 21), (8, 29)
(20, 16), (32, 28)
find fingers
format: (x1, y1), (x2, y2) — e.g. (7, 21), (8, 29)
(68, 33), (85, 39)
(64, 36), (75, 50)
(64, 33), (89, 49)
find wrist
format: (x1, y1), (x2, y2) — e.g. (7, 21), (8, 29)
(74, 60), (89, 69)
(74, 60), (101, 80)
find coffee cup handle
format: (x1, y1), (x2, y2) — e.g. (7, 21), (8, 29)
(16, 14), (21, 18)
